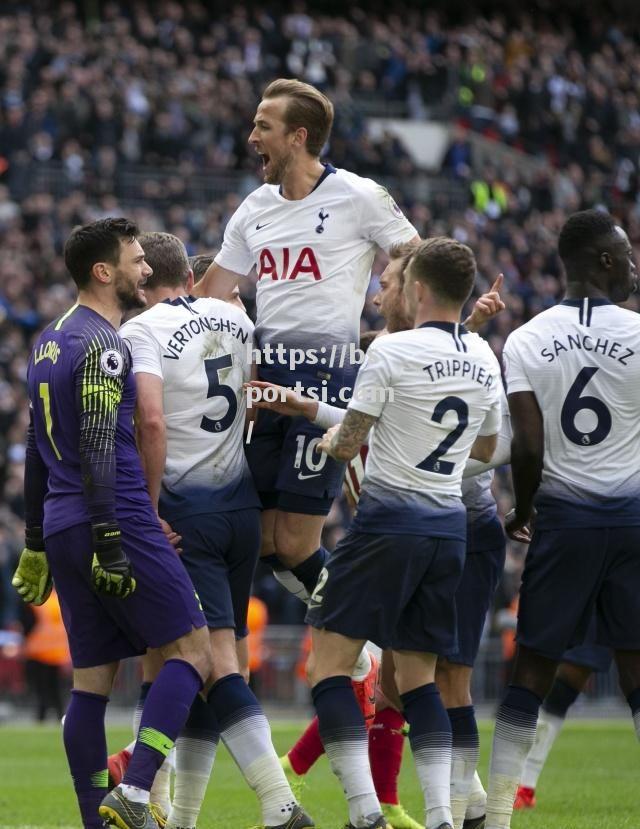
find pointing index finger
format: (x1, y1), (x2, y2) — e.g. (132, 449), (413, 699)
(490, 273), (504, 293)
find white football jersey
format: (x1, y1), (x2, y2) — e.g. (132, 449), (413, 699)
(503, 298), (640, 526)
(120, 296), (258, 519)
(347, 445), (497, 525)
(348, 323), (502, 537)
(215, 165), (417, 350)
(461, 386), (509, 523)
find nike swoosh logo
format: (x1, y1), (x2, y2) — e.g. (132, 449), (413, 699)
(255, 222), (272, 230)
(297, 472), (321, 480)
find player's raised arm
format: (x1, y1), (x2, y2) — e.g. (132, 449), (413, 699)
(192, 260), (245, 300)
(12, 408), (53, 605)
(463, 274), (506, 332)
(193, 198), (254, 299)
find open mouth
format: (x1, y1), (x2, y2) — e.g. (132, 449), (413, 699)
(258, 152), (270, 170)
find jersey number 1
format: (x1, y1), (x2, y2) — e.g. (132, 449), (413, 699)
(39, 382), (62, 460)
(416, 396), (469, 475)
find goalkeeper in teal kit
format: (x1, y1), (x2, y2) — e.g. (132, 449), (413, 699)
(13, 218), (211, 829)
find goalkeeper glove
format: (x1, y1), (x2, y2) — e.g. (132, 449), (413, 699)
(91, 522), (136, 599)
(12, 526), (53, 605)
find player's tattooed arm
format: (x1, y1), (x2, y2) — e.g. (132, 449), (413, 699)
(319, 409), (378, 462)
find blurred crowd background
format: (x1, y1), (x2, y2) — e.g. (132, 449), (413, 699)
(1, 0), (639, 714)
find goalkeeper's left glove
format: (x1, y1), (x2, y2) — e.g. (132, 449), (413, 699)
(11, 526), (53, 605)
(91, 522), (136, 599)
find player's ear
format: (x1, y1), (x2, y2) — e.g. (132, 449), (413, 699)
(91, 261), (112, 285)
(186, 268), (195, 294)
(292, 125), (308, 148)
(600, 251), (612, 269)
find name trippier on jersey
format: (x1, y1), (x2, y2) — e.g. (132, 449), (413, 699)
(540, 332), (634, 365)
(163, 315), (251, 360)
(423, 357), (496, 388)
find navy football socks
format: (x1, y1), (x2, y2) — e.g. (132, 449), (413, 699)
(124, 658), (202, 790)
(63, 689), (109, 829)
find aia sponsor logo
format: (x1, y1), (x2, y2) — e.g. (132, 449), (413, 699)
(257, 247), (322, 281)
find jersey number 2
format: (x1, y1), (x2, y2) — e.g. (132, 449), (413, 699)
(560, 366), (611, 446)
(200, 355), (237, 433)
(416, 396), (469, 475)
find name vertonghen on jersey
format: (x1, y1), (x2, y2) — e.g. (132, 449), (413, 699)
(161, 314), (252, 360)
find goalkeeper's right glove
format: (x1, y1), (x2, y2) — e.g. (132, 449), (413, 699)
(91, 522), (136, 599)
(12, 526), (53, 606)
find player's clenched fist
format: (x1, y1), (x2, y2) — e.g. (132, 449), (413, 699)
(91, 522), (136, 598)
(12, 526), (53, 605)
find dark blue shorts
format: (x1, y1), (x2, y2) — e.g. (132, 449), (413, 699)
(171, 508), (261, 638)
(447, 517), (506, 667)
(46, 513), (206, 669)
(306, 530), (465, 655)
(246, 409), (345, 515)
(517, 525), (640, 660)
(562, 616), (612, 673)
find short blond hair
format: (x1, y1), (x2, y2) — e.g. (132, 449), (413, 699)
(262, 78), (334, 157)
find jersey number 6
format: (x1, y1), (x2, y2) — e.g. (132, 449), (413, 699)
(560, 366), (611, 446)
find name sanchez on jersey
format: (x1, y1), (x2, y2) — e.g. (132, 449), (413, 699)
(540, 332), (634, 365)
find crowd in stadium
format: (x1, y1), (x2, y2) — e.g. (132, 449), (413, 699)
(1, 1), (639, 632)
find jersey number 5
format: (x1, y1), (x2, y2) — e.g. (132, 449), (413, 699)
(200, 355), (237, 433)
(416, 396), (469, 475)
(560, 366), (611, 446)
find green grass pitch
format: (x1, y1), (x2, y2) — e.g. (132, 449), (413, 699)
(0, 720), (637, 828)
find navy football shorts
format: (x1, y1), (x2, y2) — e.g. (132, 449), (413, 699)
(517, 525), (640, 660)
(46, 510), (206, 669)
(447, 515), (506, 667)
(562, 615), (612, 673)
(172, 508), (261, 638)
(306, 529), (465, 655)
